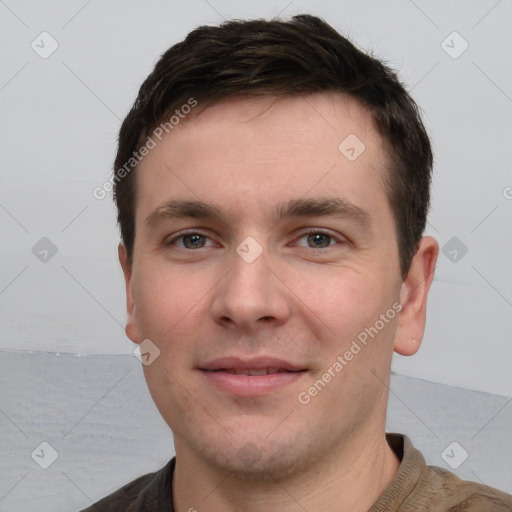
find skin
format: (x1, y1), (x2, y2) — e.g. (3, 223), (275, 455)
(118, 92), (438, 511)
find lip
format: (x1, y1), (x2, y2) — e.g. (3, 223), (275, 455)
(199, 356), (307, 397)
(200, 356), (304, 372)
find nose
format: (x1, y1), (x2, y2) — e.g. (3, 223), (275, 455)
(210, 245), (291, 332)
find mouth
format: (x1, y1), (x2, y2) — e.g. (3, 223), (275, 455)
(199, 356), (307, 396)
(209, 367), (301, 376)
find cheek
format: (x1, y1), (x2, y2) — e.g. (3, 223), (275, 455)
(133, 263), (206, 340)
(297, 270), (399, 373)
(289, 266), (386, 336)
(143, 359), (198, 432)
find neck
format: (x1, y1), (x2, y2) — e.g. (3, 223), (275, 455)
(172, 429), (400, 512)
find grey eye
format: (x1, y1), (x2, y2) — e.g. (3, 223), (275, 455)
(182, 234), (206, 248)
(306, 233), (332, 248)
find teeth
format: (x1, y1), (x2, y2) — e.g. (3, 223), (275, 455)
(248, 368), (268, 376)
(220, 367), (290, 375)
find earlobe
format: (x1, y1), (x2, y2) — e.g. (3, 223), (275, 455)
(118, 243), (141, 344)
(394, 236), (439, 356)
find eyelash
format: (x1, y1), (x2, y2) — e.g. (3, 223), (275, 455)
(165, 228), (344, 250)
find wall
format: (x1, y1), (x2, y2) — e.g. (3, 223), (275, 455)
(1, 0), (511, 397)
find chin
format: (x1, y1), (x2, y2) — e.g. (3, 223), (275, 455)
(195, 434), (312, 482)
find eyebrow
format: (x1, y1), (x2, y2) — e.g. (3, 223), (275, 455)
(145, 197), (372, 230)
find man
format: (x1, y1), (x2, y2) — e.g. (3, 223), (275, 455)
(83, 14), (512, 512)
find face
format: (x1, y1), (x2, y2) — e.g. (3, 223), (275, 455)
(121, 93), (412, 478)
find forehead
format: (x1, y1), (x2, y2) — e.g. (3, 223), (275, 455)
(135, 93), (390, 226)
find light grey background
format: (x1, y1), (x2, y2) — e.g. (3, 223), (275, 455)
(1, 0), (511, 510)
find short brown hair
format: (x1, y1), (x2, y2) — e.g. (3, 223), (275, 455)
(113, 14), (432, 278)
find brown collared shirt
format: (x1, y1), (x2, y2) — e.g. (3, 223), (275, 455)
(81, 434), (512, 511)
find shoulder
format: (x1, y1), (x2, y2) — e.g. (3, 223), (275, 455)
(79, 458), (175, 512)
(422, 465), (512, 511)
(376, 434), (512, 511)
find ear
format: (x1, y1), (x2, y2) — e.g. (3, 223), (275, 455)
(394, 236), (439, 356)
(118, 243), (142, 345)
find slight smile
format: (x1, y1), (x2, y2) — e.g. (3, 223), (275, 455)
(199, 356), (308, 397)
